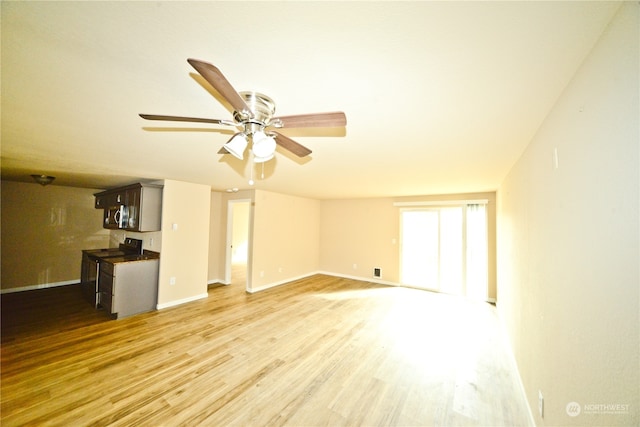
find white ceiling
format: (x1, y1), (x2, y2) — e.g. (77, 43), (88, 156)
(1, 1), (621, 199)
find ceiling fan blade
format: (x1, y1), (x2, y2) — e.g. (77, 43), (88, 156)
(272, 111), (346, 128)
(273, 131), (312, 157)
(187, 58), (252, 118)
(139, 114), (233, 125)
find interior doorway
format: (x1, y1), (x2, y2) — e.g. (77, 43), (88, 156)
(225, 199), (251, 290)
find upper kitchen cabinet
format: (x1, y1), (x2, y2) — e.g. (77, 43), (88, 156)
(94, 183), (163, 232)
(95, 188), (126, 209)
(124, 184), (163, 231)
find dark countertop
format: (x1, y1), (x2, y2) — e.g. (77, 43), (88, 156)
(101, 250), (160, 265)
(83, 248), (128, 259)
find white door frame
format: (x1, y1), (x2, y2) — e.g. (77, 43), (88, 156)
(225, 198), (252, 291)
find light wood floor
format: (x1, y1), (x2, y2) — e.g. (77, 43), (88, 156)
(1, 274), (532, 426)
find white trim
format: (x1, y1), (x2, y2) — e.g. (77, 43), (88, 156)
(393, 199), (488, 207)
(316, 271), (398, 287)
(156, 292), (208, 310)
(317, 271), (434, 293)
(317, 271), (497, 304)
(247, 272), (319, 293)
(249, 271), (400, 293)
(1, 279), (78, 294)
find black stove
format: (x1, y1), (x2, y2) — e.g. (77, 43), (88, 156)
(118, 237), (144, 255)
(81, 238), (143, 306)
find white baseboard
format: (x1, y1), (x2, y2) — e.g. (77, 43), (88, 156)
(247, 270), (398, 294)
(315, 272), (497, 304)
(316, 271), (398, 287)
(247, 271), (318, 293)
(0, 279), (79, 294)
(156, 292), (208, 310)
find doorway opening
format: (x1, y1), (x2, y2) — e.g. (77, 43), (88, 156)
(225, 199), (251, 291)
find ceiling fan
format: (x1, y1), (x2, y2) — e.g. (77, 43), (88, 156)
(140, 58), (347, 163)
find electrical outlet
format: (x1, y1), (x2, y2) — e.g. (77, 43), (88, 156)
(352, 263), (358, 270)
(373, 268), (381, 278)
(169, 277), (176, 286)
(538, 390), (544, 418)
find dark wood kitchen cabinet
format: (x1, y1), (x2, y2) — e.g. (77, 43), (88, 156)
(94, 183), (162, 231)
(95, 188), (127, 209)
(94, 193), (107, 209)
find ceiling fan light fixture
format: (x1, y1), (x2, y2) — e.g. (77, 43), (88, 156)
(223, 133), (248, 160)
(31, 174), (55, 186)
(252, 131), (276, 162)
(253, 152), (275, 163)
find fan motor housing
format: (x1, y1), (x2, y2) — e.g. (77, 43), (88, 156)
(234, 92), (275, 127)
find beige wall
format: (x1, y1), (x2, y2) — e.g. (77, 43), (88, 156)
(209, 190), (497, 298)
(249, 189), (320, 292)
(0, 180), (109, 292)
(319, 192), (497, 300)
(208, 190), (224, 283)
(320, 197), (399, 283)
(497, 3), (638, 426)
(157, 180), (211, 308)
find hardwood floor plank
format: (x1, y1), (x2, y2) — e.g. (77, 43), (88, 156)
(1, 275), (532, 426)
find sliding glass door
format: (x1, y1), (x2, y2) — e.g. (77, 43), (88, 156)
(400, 204), (487, 300)
(400, 209), (440, 289)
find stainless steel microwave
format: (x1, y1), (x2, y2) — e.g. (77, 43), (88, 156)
(104, 205), (127, 229)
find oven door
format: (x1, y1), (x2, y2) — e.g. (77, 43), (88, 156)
(81, 254), (99, 307)
(104, 205), (128, 229)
